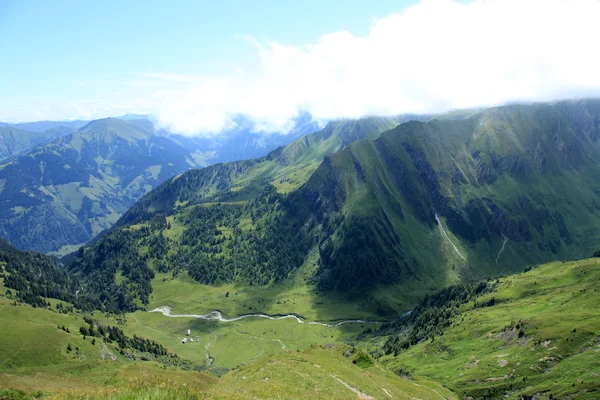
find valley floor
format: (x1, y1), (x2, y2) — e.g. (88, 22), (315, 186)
(2, 257), (600, 399)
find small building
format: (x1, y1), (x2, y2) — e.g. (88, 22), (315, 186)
(181, 338), (187, 344)
(190, 338), (194, 342)
(186, 329), (191, 336)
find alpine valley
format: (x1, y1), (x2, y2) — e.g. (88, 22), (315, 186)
(1, 100), (600, 400)
(0, 114), (318, 255)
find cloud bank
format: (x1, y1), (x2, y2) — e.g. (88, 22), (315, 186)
(152, 0), (600, 136)
(6, 0), (600, 135)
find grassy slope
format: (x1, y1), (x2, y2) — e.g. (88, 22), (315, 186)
(0, 126), (68, 162)
(381, 257), (600, 399)
(0, 286), (454, 399)
(0, 296), (216, 396)
(208, 345), (456, 400)
(301, 100), (600, 294)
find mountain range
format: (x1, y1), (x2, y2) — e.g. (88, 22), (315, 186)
(1, 99), (600, 399)
(0, 114), (320, 254)
(62, 100), (600, 313)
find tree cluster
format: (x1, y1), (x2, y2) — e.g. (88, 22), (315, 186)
(382, 280), (496, 355)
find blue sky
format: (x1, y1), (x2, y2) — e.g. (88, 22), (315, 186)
(0, 0), (414, 121)
(2, 0), (600, 135)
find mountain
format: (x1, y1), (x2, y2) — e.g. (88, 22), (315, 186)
(302, 99), (600, 292)
(10, 120), (90, 133)
(378, 256), (600, 399)
(0, 125), (75, 162)
(66, 100), (600, 313)
(164, 112), (321, 166)
(0, 118), (203, 254)
(0, 113), (334, 255)
(118, 116), (406, 225)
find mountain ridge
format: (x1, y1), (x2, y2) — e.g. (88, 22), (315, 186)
(64, 99), (600, 313)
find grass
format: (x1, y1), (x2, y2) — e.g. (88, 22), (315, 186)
(1, 345), (456, 399)
(5, 257), (600, 399)
(381, 258), (600, 399)
(208, 345), (457, 399)
(0, 295), (216, 396)
(124, 309), (376, 371)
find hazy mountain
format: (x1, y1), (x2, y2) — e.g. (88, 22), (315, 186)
(0, 118), (202, 254)
(0, 126), (77, 162)
(164, 112), (320, 166)
(10, 120), (90, 133)
(0, 113), (326, 254)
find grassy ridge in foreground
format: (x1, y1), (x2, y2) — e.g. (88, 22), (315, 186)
(382, 257), (600, 399)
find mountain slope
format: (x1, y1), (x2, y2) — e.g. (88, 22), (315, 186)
(117, 116), (405, 226)
(380, 256), (600, 399)
(0, 126), (74, 162)
(304, 100), (600, 292)
(0, 118), (202, 254)
(65, 100), (600, 313)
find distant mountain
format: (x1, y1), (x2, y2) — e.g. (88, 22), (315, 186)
(10, 120), (90, 133)
(0, 125), (75, 162)
(165, 112), (320, 166)
(116, 113), (151, 121)
(0, 118), (202, 254)
(67, 100), (600, 312)
(0, 113), (324, 254)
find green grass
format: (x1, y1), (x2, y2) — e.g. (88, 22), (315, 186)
(124, 309), (375, 371)
(0, 292), (456, 399)
(0, 295), (216, 396)
(208, 345), (457, 399)
(381, 258), (600, 399)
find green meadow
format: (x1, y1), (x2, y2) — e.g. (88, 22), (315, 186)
(380, 258), (600, 399)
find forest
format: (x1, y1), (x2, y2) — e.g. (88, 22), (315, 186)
(381, 280), (497, 355)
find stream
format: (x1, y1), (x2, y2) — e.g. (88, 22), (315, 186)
(149, 306), (380, 327)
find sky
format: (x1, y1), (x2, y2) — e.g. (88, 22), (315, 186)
(2, 0), (600, 135)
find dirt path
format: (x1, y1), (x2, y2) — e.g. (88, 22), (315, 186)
(204, 333), (217, 366)
(330, 374), (374, 400)
(132, 315), (169, 338)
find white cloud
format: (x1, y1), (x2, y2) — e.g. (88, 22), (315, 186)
(5, 0), (600, 134)
(149, 0), (600, 136)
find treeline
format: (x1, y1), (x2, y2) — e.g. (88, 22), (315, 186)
(382, 280), (497, 356)
(67, 219), (159, 312)
(314, 213), (407, 294)
(0, 239), (78, 308)
(80, 316), (172, 358)
(594, 249), (600, 257)
(63, 185), (314, 312)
